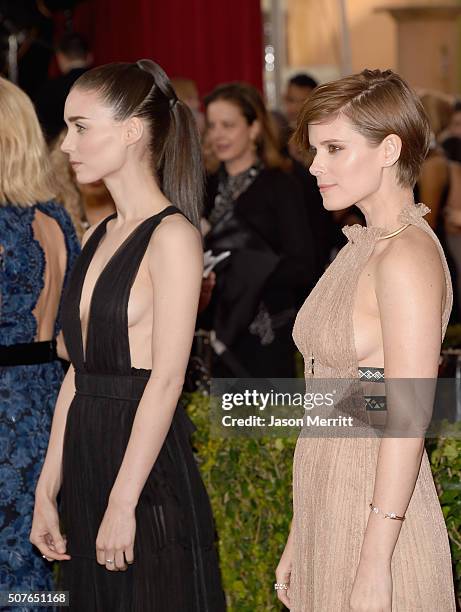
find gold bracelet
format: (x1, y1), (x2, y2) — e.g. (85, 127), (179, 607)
(369, 502), (406, 521)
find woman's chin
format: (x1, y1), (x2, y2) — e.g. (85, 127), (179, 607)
(321, 197), (349, 212)
(76, 174), (104, 186)
(213, 152), (232, 163)
(323, 198), (347, 212)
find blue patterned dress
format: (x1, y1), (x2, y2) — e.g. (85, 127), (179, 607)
(0, 202), (80, 609)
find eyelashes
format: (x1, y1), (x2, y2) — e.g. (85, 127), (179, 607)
(309, 145), (343, 155)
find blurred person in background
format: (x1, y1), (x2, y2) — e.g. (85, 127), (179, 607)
(283, 73), (318, 165)
(0, 0), (54, 98)
(171, 77), (205, 134)
(202, 82), (316, 378)
(283, 73), (318, 129)
(442, 133), (461, 320)
(441, 100), (461, 140)
(417, 93), (452, 231)
(0, 77), (80, 601)
(34, 32), (92, 143)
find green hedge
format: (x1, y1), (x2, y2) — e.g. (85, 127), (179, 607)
(428, 434), (461, 605)
(187, 392), (295, 611)
(186, 393), (461, 611)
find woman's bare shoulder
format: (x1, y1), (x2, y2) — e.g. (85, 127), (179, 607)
(150, 211), (202, 250)
(145, 211), (203, 281)
(376, 225), (444, 292)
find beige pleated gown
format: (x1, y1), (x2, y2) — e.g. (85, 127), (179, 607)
(290, 203), (456, 611)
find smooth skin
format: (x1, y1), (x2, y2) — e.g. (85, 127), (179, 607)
(30, 87), (203, 572)
(276, 115), (445, 611)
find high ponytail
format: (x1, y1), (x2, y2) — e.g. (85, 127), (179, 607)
(160, 99), (203, 228)
(71, 60), (203, 228)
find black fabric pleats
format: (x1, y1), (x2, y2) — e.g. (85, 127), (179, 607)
(59, 206), (226, 611)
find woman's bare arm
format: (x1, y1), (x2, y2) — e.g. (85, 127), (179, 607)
(35, 365), (76, 501)
(31, 363), (76, 561)
(108, 216), (203, 509)
(359, 231), (444, 564)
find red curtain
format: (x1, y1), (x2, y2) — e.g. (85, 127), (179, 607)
(72, 0), (263, 96)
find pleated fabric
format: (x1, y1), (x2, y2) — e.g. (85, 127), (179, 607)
(59, 207), (226, 611)
(291, 203), (456, 611)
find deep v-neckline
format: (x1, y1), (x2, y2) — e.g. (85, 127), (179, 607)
(79, 208), (173, 362)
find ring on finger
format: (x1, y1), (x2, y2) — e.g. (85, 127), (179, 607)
(106, 559), (114, 564)
(274, 582), (289, 590)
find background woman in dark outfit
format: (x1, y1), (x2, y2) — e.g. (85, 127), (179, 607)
(202, 83), (316, 378)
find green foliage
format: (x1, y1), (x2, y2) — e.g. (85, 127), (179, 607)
(186, 393), (461, 611)
(428, 430), (461, 607)
(187, 392), (294, 611)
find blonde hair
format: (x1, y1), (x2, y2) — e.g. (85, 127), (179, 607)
(294, 69), (430, 188)
(0, 77), (55, 206)
(49, 131), (85, 240)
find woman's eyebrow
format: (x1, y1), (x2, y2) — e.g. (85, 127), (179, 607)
(319, 139), (346, 145)
(67, 115), (90, 122)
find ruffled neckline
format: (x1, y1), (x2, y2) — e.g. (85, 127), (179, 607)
(342, 202), (430, 244)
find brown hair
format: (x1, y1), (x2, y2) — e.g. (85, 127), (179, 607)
(293, 69), (431, 187)
(72, 60), (203, 228)
(204, 82), (290, 172)
(0, 77), (55, 206)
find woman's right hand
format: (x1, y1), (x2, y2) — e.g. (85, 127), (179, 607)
(275, 530), (293, 609)
(30, 495), (71, 562)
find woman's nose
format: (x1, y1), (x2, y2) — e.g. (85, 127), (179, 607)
(309, 155), (324, 177)
(60, 131), (73, 154)
(208, 127), (220, 141)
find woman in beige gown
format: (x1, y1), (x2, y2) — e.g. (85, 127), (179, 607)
(276, 70), (457, 611)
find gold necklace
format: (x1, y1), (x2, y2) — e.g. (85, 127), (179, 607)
(378, 223), (410, 241)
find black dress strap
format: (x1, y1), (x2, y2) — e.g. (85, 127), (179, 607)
(85, 205), (182, 373)
(61, 214), (116, 371)
(61, 205), (183, 374)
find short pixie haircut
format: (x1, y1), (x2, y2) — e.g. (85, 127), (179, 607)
(293, 69), (431, 188)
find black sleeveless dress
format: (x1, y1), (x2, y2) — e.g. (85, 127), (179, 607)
(59, 206), (226, 611)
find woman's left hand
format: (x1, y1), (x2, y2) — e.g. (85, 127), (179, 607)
(349, 557), (392, 612)
(95, 499), (136, 571)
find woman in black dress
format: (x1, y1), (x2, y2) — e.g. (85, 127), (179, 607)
(202, 83), (316, 378)
(30, 60), (226, 611)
